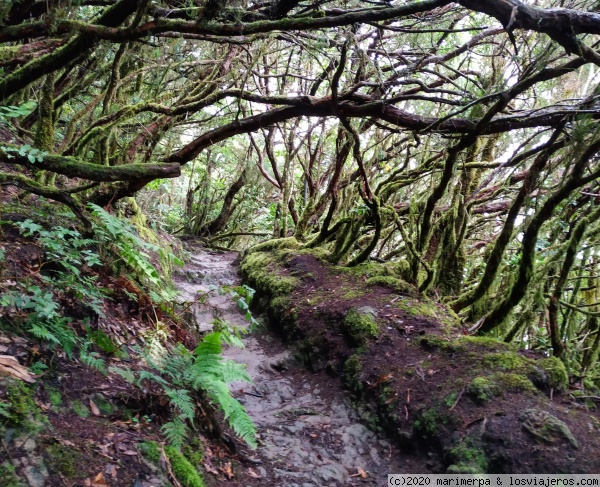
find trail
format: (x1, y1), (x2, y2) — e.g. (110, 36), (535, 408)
(174, 244), (407, 487)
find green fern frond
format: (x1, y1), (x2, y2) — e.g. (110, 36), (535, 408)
(166, 388), (195, 421)
(161, 417), (188, 450)
(108, 366), (136, 384)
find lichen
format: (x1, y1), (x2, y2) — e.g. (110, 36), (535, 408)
(519, 409), (578, 449)
(343, 307), (380, 345)
(165, 446), (206, 487)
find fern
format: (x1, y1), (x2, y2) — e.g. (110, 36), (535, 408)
(161, 416), (188, 450)
(108, 366), (136, 384)
(79, 350), (107, 374)
(126, 331), (257, 449)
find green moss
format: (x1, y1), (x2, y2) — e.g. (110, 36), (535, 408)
(0, 462), (23, 487)
(396, 299), (439, 319)
(482, 351), (529, 371)
(458, 336), (513, 350)
(447, 438), (488, 474)
(419, 334), (458, 351)
(47, 388), (62, 408)
(91, 393), (115, 415)
(46, 444), (80, 478)
(139, 441), (161, 464)
(247, 237), (300, 254)
(343, 307), (380, 345)
(344, 354), (363, 392)
(182, 437), (204, 466)
(1, 380), (43, 431)
(341, 288), (366, 300)
(467, 377), (501, 404)
(366, 275), (415, 294)
(165, 446), (205, 487)
(444, 392), (458, 407)
(537, 357), (568, 391)
(493, 372), (537, 393)
(240, 252), (298, 297)
(72, 400), (90, 418)
(414, 407), (445, 436)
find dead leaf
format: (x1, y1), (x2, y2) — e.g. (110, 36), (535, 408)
(309, 433), (318, 438)
(89, 399), (100, 416)
(122, 450), (138, 456)
(0, 355), (35, 383)
(248, 468), (261, 479)
(221, 461), (234, 479)
(84, 472), (109, 486)
(350, 467), (368, 478)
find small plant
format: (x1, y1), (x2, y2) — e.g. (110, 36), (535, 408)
(111, 330), (257, 450)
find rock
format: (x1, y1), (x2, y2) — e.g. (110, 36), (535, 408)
(519, 409), (579, 448)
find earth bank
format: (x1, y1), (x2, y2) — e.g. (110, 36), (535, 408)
(240, 245), (600, 474)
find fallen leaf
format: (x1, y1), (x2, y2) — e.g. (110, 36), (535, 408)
(0, 355), (35, 382)
(248, 468), (261, 479)
(84, 472), (109, 486)
(221, 461), (234, 479)
(309, 433), (318, 438)
(122, 450), (138, 456)
(89, 399), (100, 416)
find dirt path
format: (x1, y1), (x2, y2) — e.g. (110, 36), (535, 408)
(174, 244), (409, 487)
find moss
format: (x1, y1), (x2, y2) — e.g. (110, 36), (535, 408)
(414, 407), (446, 436)
(240, 252), (298, 297)
(467, 377), (501, 404)
(344, 354), (363, 392)
(182, 437), (204, 466)
(46, 444), (80, 478)
(537, 357), (568, 391)
(493, 372), (537, 393)
(47, 387), (62, 408)
(139, 441), (161, 464)
(0, 462), (22, 487)
(366, 275), (415, 294)
(91, 393), (115, 415)
(482, 351), (529, 371)
(447, 438), (488, 474)
(343, 307), (380, 345)
(519, 409), (578, 448)
(342, 288), (366, 300)
(419, 334), (458, 351)
(396, 299), (439, 319)
(459, 336), (513, 350)
(247, 237), (300, 254)
(165, 446), (205, 487)
(1, 380), (43, 431)
(72, 400), (90, 418)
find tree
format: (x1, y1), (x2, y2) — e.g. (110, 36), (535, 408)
(4, 0), (600, 372)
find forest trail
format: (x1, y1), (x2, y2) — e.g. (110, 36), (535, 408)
(173, 243), (410, 487)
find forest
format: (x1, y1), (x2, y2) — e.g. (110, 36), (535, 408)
(2, 0), (600, 484)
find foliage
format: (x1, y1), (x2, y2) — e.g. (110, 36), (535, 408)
(88, 203), (181, 302)
(110, 330), (257, 450)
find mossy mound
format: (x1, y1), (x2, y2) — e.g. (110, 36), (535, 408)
(343, 307), (380, 345)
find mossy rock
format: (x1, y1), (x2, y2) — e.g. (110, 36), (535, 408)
(1, 379), (44, 431)
(165, 446), (206, 487)
(467, 373), (537, 404)
(343, 307), (380, 346)
(536, 357), (568, 392)
(420, 334), (458, 352)
(519, 409), (578, 449)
